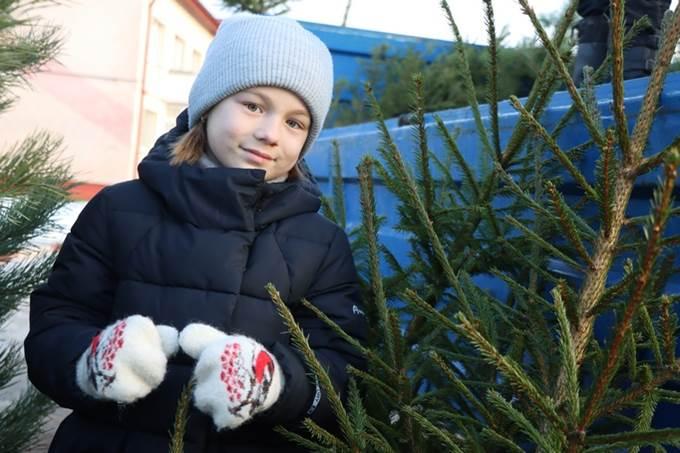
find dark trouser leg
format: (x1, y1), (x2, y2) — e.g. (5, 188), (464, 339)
(572, 10), (610, 86)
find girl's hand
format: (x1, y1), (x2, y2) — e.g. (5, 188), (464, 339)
(179, 323), (284, 430)
(76, 315), (179, 403)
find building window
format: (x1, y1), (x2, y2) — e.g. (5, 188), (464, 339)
(149, 19), (165, 68)
(173, 35), (186, 71)
(165, 103), (186, 130)
(141, 110), (158, 150)
(192, 50), (203, 73)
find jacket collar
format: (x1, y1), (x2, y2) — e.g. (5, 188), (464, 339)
(137, 110), (321, 231)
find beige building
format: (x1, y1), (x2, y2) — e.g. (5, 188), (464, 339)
(0, 0), (218, 198)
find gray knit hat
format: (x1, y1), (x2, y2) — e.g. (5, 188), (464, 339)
(188, 14), (334, 155)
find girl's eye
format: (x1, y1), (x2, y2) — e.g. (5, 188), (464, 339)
(286, 119), (304, 130)
(244, 102), (261, 113)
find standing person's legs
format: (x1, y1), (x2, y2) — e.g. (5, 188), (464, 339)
(621, 0), (671, 79)
(572, 0), (611, 86)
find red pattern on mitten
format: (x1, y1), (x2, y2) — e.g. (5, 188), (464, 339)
(179, 324), (284, 430)
(76, 315), (179, 403)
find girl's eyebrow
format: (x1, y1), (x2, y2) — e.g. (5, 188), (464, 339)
(243, 88), (310, 119)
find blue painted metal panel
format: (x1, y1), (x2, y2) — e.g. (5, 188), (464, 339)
(306, 72), (680, 294)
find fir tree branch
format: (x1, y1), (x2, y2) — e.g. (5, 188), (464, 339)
(502, 0), (579, 165)
(481, 428), (525, 453)
(489, 268), (552, 310)
(482, 0), (501, 161)
(509, 95), (599, 202)
(635, 137), (680, 177)
(585, 428), (680, 449)
(486, 390), (561, 451)
(660, 296), (676, 366)
(554, 289), (580, 426)
(457, 313), (565, 430)
(516, 0), (606, 149)
(266, 285), (354, 445)
(610, 0), (632, 161)
(429, 351), (496, 427)
(546, 181), (595, 269)
(639, 305), (663, 366)
(298, 298), (396, 379)
(169, 379), (195, 453)
(411, 74), (435, 217)
(302, 418), (350, 451)
(358, 158), (396, 369)
(629, 5), (680, 163)
(0, 386), (55, 453)
(503, 215), (583, 271)
(434, 115), (480, 201)
(273, 426), (328, 451)
(401, 405), (464, 453)
(331, 140), (346, 229)
(366, 86), (472, 319)
(440, 0), (495, 163)
(347, 365), (400, 400)
(579, 152), (679, 431)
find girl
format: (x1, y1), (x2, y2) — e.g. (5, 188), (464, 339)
(25, 14), (366, 452)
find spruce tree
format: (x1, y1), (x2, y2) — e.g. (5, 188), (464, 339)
(266, 0), (680, 451)
(0, 1), (72, 452)
(219, 0), (296, 15)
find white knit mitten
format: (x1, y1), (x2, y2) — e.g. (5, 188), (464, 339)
(76, 315), (179, 403)
(179, 323), (284, 430)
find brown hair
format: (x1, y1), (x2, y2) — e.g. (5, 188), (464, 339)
(170, 117), (306, 181)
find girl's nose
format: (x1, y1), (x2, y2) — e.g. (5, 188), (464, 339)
(254, 116), (280, 145)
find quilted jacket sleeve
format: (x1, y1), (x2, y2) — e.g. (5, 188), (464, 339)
(24, 188), (118, 414)
(262, 226), (368, 429)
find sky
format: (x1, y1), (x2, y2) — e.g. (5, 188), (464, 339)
(201, 0), (679, 46)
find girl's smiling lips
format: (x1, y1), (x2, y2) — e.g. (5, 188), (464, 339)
(241, 147), (275, 161)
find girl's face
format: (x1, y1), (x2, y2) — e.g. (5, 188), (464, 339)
(205, 86), (311, 181)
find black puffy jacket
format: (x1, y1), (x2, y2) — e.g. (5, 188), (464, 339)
(24, 112), (367, 452)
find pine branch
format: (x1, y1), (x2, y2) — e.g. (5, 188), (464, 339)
(509, 95), (599, 202)
(585, 428), (680, 449)
(440, 0), (495, 162)
(516, 0), (606, 149)
(486, 390), (561, 451)
(168, 378), (195, 453)
(482, 0), (501, 161)
(502, 0), (579, 165)
(629, 5), (680, 163)
(599, 130), (616, 238)
(660, 296), (676, 366)
(347, 365), (399, 401)
(298, 298), (396, 379)
(367, 85), (473, 319)
(456, 313), (565, 430)
(503, 215), (583, 270)
(481, 428), (525, 453)
(554, 289), (580, 426)
(639, 305), (663, 366)
(429, 351), (496, 427)
(331, 140), (346, 229)
(434, 115), (480, 201)
(358, 157), (396, 369)
(410, 74), (435, 217)
(635, 137), (680, 177)
(266, 284), (354, 446)
(0, 385), (55, 453)
(579, 152), (679, 431)
(302, 418), (350, 451)
(273, 426), (328, 451)
(546, 181), (594, 269)
(610, 0), (632, 161)
(401, 405), (464, 453)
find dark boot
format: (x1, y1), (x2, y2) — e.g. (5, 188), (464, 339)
(623, 45), (656, 80)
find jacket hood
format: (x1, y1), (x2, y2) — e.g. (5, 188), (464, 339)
(137, 110), (321, 231)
